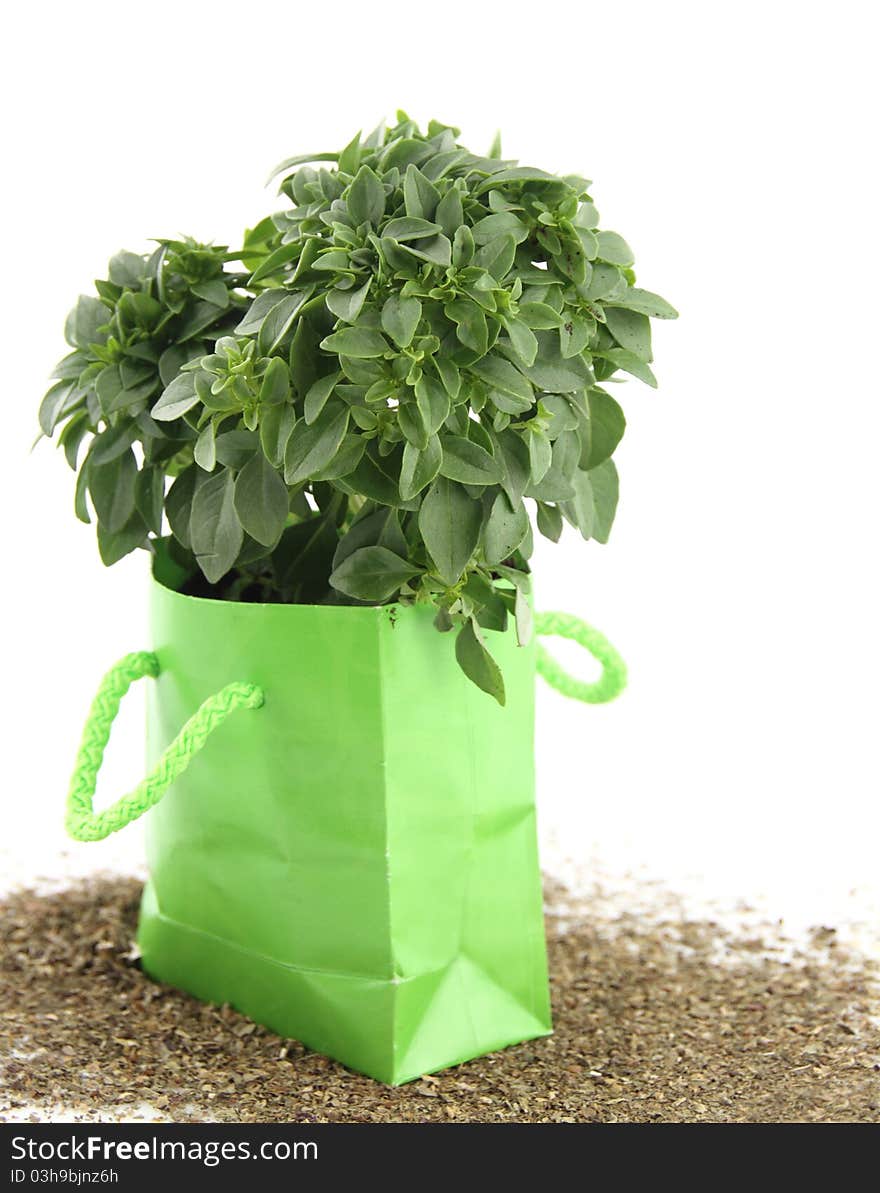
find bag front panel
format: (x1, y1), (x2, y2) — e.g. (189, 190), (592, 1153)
(146, 584), (395, 979)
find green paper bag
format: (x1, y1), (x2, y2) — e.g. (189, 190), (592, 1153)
(142, 566), (550, 1084)
(65, 556), (625, 1084)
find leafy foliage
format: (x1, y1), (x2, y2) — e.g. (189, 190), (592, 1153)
(40, 113), (676, 702)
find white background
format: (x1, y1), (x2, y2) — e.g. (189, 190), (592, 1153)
(3, 2), (878, 945)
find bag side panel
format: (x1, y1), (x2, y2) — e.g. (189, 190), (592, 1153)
(380, 605), (551, 1082)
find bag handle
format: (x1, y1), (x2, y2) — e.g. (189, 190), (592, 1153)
(67, 613), (620, 840)
(66, 651), (264, 842)
(535, 611), (627, 705)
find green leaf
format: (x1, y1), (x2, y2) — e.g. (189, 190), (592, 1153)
(527, 429), (578, 501)
(464, 573), (508, 632)
(284, 401), (350, 484)
(378, 508), (408, 557)
(266, 151), (338, 182)
(455, 618), (505, 705)
(309, 247), (354, 275)
(257, 289), (313, 355)
(595, 230), (634, 266)
(192, 278), (229, 307)
(481, 166), (560, 190)
(190, 467), (243, 583)
(89, 449), (137, 533)
(59, 411), (89, 469)
(493, 430), (531, 505)
(536, 501), (564, 542)
(446, 299), (488, 355)
(332, 509), (388, 570)
(320, 326), (388, 358)
(165, 464), (198, 548)
(517, 331), (592, 392)
(483, 491), (529, 564)
(471, 355), (534, 404)
(89, 422), (138, 467)
(381, 295), (422, 348)
(381, 137), (433, 171)
(587, 389), (626, 467)
(247, 241), (301, 286)
(108, 250), (146, 288)
(326, 278), (372, 323)
(310, 432), (365, 481)
(574, 225), (599, 262)
(583, 263), (626, 301)
(158, 344), (195, 386)
(38, 381), (75, 436)
(588, 458), (619, 543)
(382, 217), (442, 242)
(135, 467), (164, 534)
(177, 300), (229, 343)
(527, 428), (552, 484)
(493, 563), (531, 594)
(330, 545), (419, 602)
(65, 295), (108, 350)
(439, 436), (502, 486)
(260, 403), (296, 468)
(473, 233), (516, 280)
(604, 307), (653, 363)
(402, 234), (451, 267)
(97, 512), (147, 566)
(338, 129), (362, 174)
(518, 302), (565, 330)
(434, 606), (455, 632)
(398, 401), (429, 450)
(233, 452), (289, 546)
(119, 357), (153, 389)
(74, 464), (91, 524)
(260, 356), (290, 405)
(559, 315), (592, 359)
(554, 229), (588, 284)
(347, 165), (385, 226)
(400, 434), (442, 499)
(346, 443), (415, 509)
(235, 289), (291, 336)
(560, 468), (594, 540)
(514, 586), (533, 646)
(435, 186), (464, 237)
(304, 372), (340, 424)
(152, 373), (199, 421)
(470, 211), (528, 244)
(560, 461), (619, 543)
(435, 355), (461, 400)
(607, 287), (678, 319)
(540, 394), (579, 439)
(415, 375), (450, 433)
(194, 420), (217, 471)
(419, 476), (483, 586)
(214, 428), (259, 469)
(502, 317), (538, 366)
(452, 225), (474, 268)
(599, 347), (657, 387)
(271, 511), (338, 599)
(403, 164), (440, 220)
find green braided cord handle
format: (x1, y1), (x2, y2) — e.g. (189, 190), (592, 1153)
(66, 651), (264, 842)
(535, 611), (627, 704)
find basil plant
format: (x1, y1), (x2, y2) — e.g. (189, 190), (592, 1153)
(39, 113), (676, 703)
